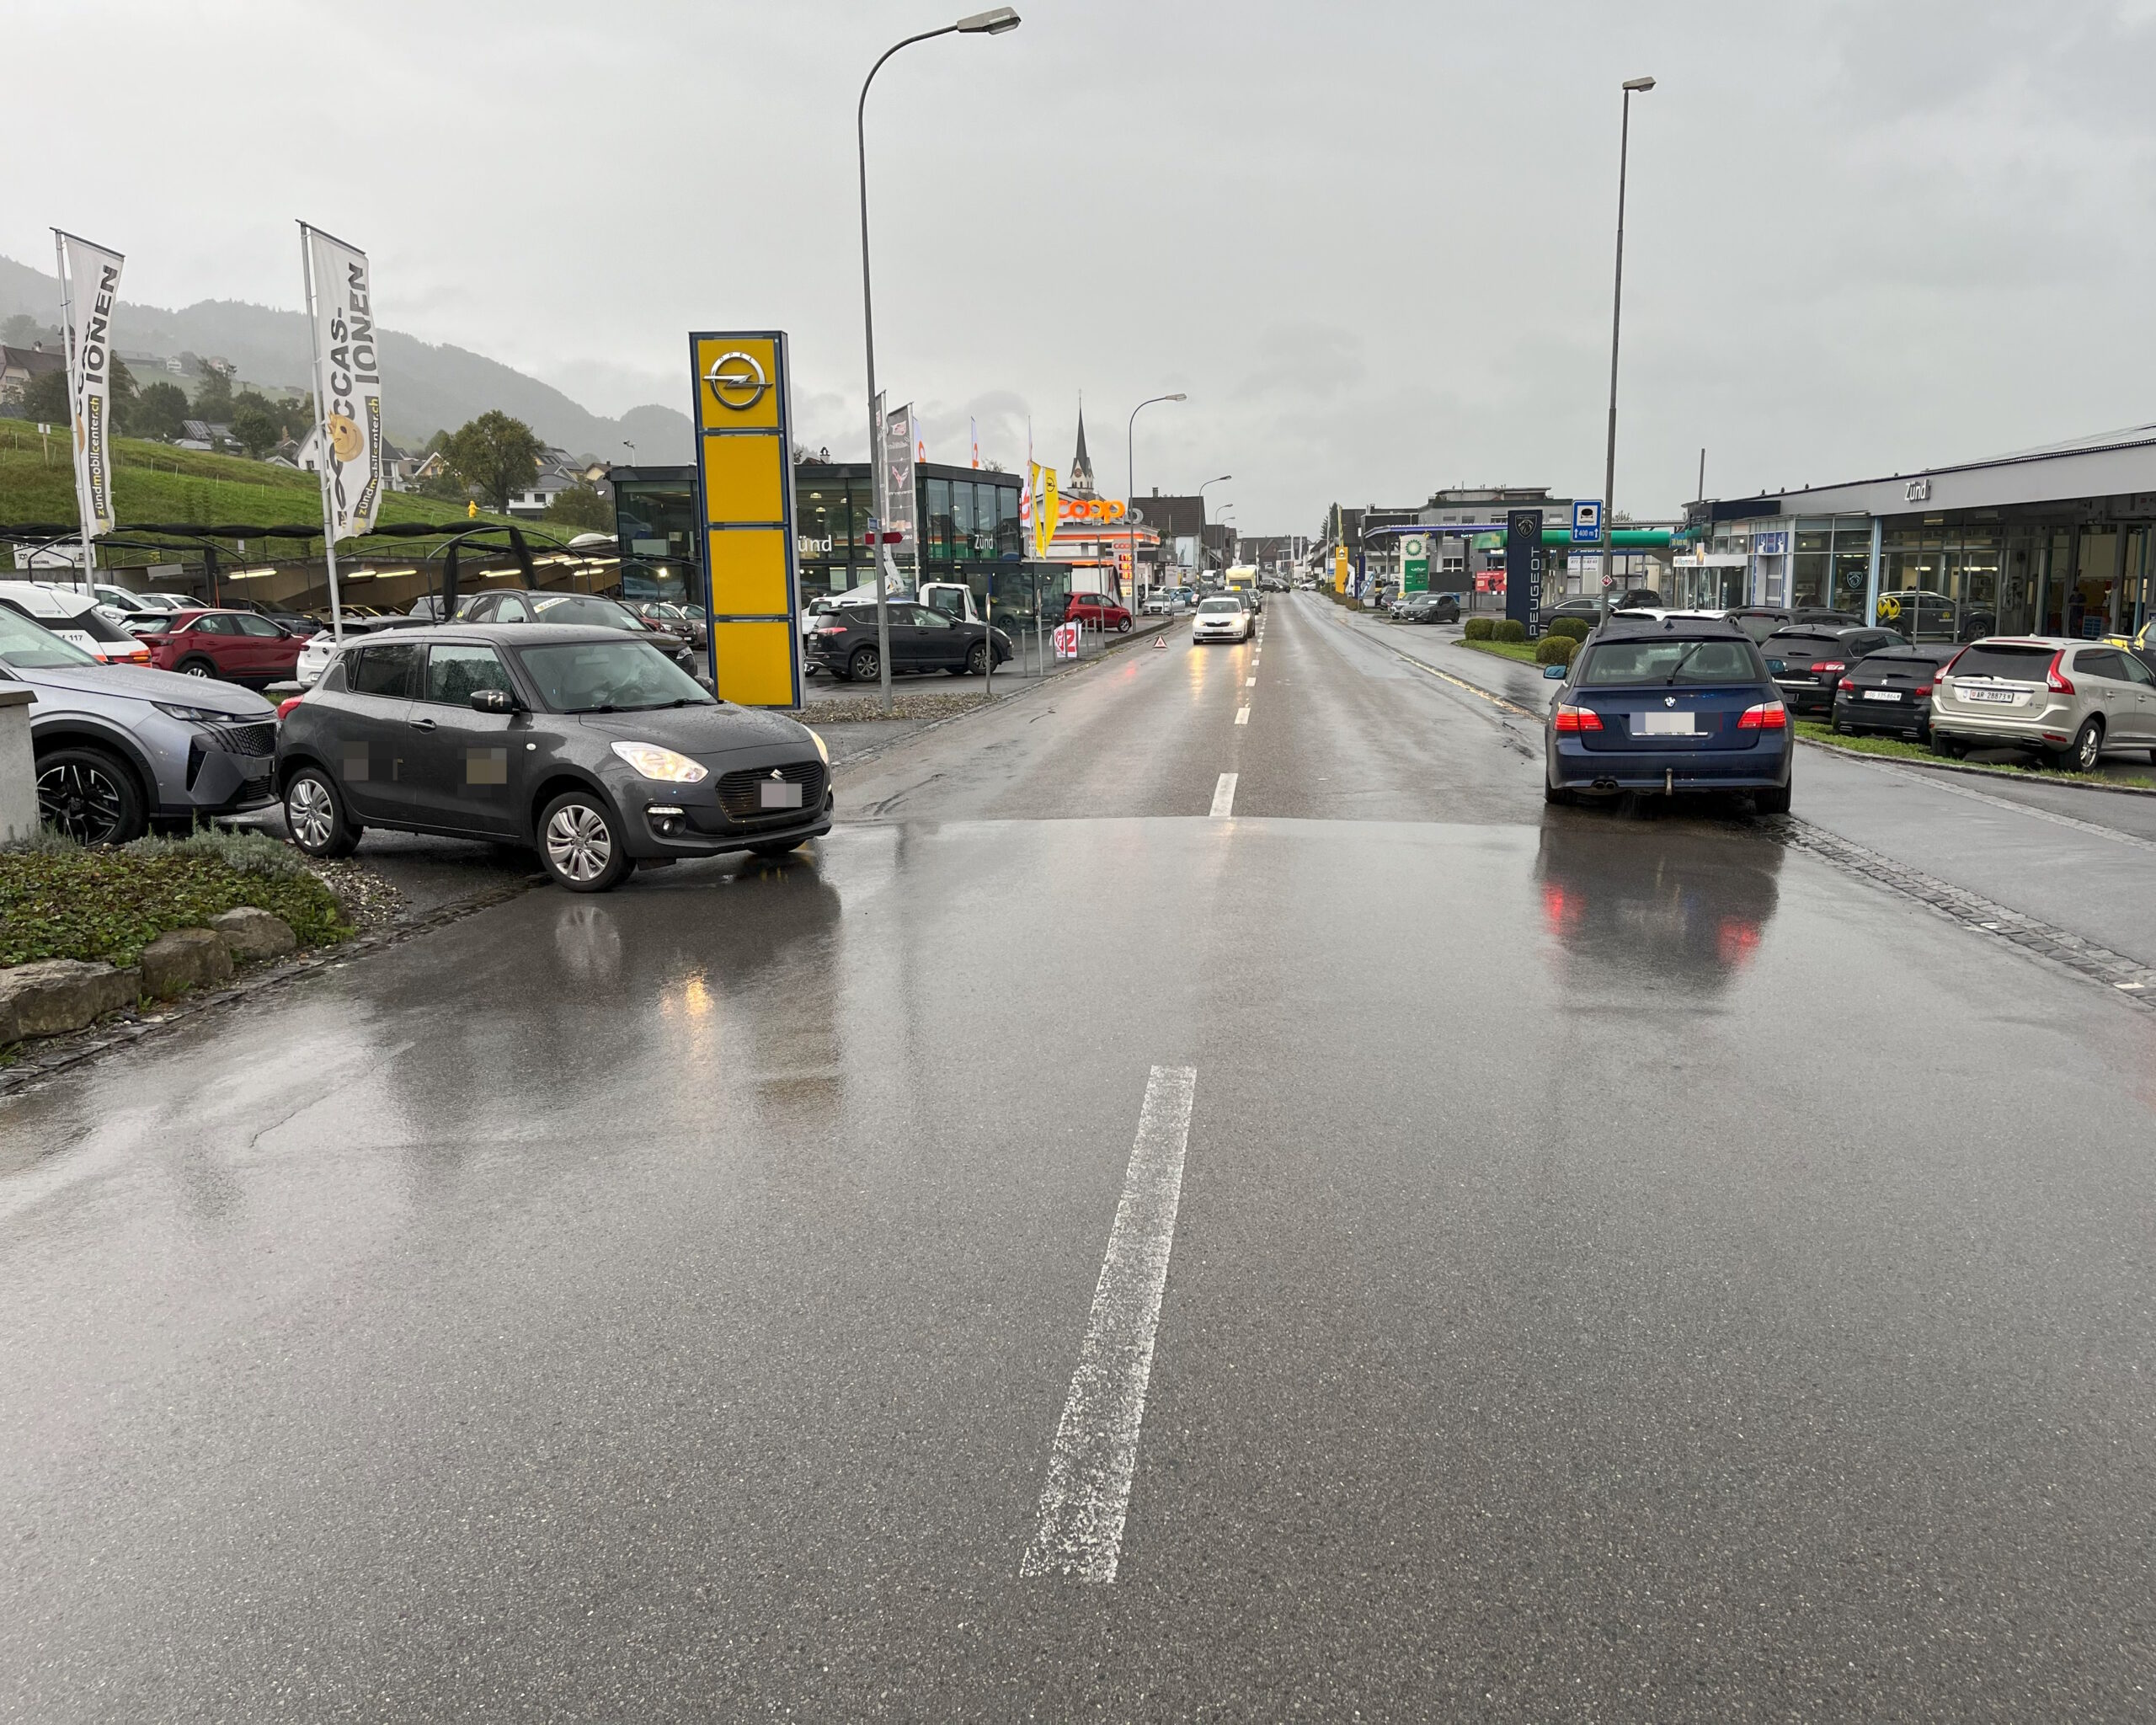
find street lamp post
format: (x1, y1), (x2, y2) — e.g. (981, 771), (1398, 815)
(1126, 393), (1185, 616)
(857, 8), (1020, 713)
(1597, 74), (1655, 626)
(1198, 474), (1230, 584)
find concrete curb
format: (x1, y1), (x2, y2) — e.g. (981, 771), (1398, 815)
(825, 615), (1193, 775)
(0, 873), (543, 1097)
(1795, 734), (2156, 798)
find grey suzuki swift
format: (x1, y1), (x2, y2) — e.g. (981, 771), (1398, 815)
(275, 625), (832, 892)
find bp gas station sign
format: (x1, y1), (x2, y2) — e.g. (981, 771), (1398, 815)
(1401, 534), (1429, 593)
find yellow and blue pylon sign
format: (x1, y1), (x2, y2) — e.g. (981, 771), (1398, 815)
(689, 331), (801, 707)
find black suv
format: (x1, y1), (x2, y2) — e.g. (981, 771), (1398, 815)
(276, 625), (830, 892)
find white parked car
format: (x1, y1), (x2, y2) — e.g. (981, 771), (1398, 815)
(1191, 595), (1253, 644)
(0, 580), (154, 665)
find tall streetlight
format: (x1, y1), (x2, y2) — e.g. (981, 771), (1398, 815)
(857, 8), (1021, 712)
(1597, 74), (1655, 625)
(1198, 475), (1230, 579)
(1126, 393), (1185, 611)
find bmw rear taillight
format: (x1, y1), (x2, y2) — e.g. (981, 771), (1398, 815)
(1737, 701), (1787, 730)
(2046, 651), (2074, 694)
(1553, 704), (1603, 733)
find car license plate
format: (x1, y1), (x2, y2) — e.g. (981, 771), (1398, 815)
(1862, 690), (1903, 702)
(760, 780), (803, 809)
(1962, 686), (2015, 703)
(1632, 711), (1695, 736)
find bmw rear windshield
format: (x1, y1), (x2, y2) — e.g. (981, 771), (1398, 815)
(1575, 636), (1765, 686)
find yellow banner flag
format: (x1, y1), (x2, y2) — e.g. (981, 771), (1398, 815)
(1033, 464), (1058, 559)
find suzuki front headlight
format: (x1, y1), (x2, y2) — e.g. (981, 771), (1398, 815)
(610, 740), (709, 783)
(808, 728), (829, 766)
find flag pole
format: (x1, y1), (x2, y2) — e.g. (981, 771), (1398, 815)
(299, 223), (345, 645)
(53, 231), (93, 598)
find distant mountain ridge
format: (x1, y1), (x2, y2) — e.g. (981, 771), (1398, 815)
(0, 253), (691, 466)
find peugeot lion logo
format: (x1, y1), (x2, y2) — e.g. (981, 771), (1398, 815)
(704, 349), (771, 413)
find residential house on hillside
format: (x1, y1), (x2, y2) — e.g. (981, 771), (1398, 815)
(288, 425), (420, 492)
(177, 419), (232, 451)
(0, 343), (67, 407)
(505, 448), (609, 517)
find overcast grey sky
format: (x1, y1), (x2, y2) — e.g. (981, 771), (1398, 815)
(10, 1), (2156, 531)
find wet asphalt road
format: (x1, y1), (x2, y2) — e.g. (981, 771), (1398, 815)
(4, 595), (2154, 1721)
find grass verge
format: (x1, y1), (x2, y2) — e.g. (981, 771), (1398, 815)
(0, 828), (351, 968)
(1457, 638), (1542, 665)
(1794, 720), (2156, 789)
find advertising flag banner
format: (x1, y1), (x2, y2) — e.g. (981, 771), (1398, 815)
(883, 402), (918, 563)
(301, 225), (384, 542)
(53, 232), (124, 547)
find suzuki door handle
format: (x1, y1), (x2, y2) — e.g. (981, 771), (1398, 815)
(410, 717), (437, 731)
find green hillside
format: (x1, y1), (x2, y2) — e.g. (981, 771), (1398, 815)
(0, 421), (559, 562)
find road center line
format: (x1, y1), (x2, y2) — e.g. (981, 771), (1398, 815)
(1021, 1065), (1198, 1584)
(1209, 772), (1236, 817)
(1235, 706), (1251, 725)
(1246, 676), (1257, 686)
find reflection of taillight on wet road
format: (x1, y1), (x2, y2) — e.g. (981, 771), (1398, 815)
(1716, 918), (1762, 967)
(1540, 883), (1583, 937)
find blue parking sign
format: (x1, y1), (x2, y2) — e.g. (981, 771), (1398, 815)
(1571, 499), (1603, 544)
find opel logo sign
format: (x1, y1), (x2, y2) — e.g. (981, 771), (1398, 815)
(704, 349), (770, 413)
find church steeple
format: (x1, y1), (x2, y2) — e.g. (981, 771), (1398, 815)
(1069, 395), (1097, 496)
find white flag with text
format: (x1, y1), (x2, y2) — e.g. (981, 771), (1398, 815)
(302, 226), (384, 541)
(55, 232), (124, 542)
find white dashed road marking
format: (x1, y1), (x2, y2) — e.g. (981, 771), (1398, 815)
(1209, 772), (1236, 817)
(1022, 1065), (1199, 1584)
(1246, 676), (1257, 686)
(1235, 707), (1251, 725)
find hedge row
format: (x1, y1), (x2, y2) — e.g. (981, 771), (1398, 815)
(1534, 634), (1580, 665)
(1463, 617), (1494, 640)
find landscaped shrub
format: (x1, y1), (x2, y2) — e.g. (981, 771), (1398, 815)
(1534, 633), (1579, 665)
(1493, 619), (1527, 644)
(1548, 617), (1591, 642)
(1463, 617), (1495, 641)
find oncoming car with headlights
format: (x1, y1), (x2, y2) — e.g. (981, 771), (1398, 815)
(275, 624), (831, 892)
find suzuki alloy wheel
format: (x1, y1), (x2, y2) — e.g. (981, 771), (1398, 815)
(283, 766), (361, 858)
(540, 791), (629, 892)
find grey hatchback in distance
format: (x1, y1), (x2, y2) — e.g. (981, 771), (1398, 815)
(275, 625), (832, 891)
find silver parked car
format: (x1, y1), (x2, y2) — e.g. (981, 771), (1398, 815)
(0, 603), (279, 842)
(1930, 638), (2156, 770)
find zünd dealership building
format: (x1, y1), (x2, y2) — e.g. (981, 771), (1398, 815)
(1684, 426), (2156, 641)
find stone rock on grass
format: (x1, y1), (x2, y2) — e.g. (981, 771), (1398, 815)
(210, 906), (297, 963)
(139, 927), (234, 999)
(0, 959), (141, 1044)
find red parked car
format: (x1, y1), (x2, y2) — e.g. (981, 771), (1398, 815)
(139, 609), (308, 686)
(1062, 591), (1134, 633)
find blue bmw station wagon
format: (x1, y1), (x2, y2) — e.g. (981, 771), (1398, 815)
(1542, 615), (1792, 810)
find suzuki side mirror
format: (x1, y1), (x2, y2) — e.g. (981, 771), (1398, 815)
(1542, 662), (1566, 680)
(470, 687), (517, 713)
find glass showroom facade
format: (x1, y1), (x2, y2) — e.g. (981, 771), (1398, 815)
(793, 461), (1025, 600)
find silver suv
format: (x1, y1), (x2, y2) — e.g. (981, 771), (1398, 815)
(0, 604), (279, 843)
(1931, 638), (2156, 771)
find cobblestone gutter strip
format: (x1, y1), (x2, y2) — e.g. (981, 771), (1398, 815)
(0, 873), (544, 1097)
(1774, 817), (2156, 1012)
